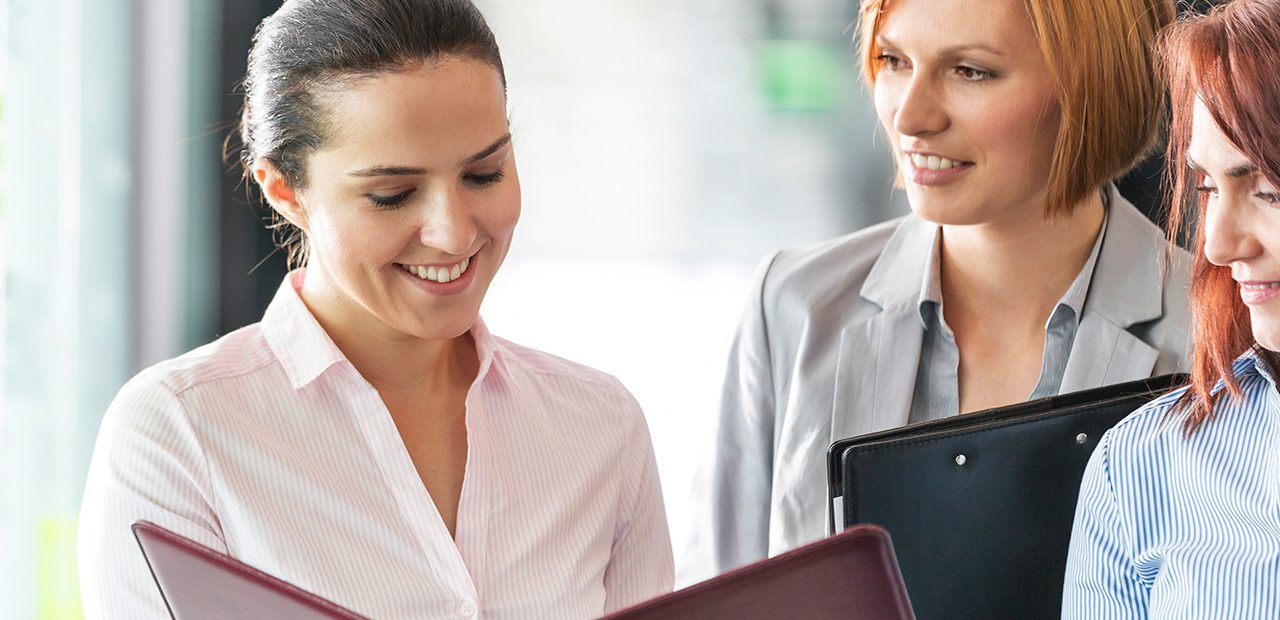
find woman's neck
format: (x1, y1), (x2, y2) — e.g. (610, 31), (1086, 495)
(939, 190), (1106, 333)
(298, 275), (478, 395)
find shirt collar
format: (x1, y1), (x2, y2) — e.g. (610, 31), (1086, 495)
(914, 190), (1109, 330)
(916, 227), (944, 329)
(261, 270), (349, 390)
(1056, 191), (1110, 321)
(261, 269), (502, 390)
(1231, 346), (1280, 390)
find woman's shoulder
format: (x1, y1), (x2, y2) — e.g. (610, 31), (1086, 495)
(489, 336), (639, 405)
(122, 323), (277, 402)
(1099, 385), (1190, 458)
(764, 214), (913, 289)
(752, 214), (924, 317)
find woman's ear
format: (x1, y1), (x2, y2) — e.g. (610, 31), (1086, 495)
(253, 161), (309, 232)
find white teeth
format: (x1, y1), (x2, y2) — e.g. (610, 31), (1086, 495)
(910, 153), (961, 171)
(401, 257), (471, 283)
(1242, 282), (1280, 290)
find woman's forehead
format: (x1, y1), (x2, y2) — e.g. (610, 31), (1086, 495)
(316, 58), (509, 170)
(877, 0), (1036, 54)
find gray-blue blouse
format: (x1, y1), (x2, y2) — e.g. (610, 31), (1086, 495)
(910, 202), (1108, 423)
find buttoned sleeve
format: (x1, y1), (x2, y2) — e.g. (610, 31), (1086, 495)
(78, 370), (227, 619)
(602, 388), (674, 613)
(706, 253), (780, 574)
(1061, 431), (1149, 618)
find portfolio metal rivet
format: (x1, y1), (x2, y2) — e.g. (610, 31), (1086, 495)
(955, 454), (967, 466)
(1076, 433), (1088, 445)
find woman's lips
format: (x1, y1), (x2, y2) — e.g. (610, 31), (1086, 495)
(395, 255), (477, 296)
(902, 153), (975, 186)
(1239, 280), (1280, 305)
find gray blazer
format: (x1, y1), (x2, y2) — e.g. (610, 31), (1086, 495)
(706, 185), (1192, 573)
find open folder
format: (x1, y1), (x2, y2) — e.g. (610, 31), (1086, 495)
(135, 520), (911, 619)
(604, 524), (914, 620)
(826, 374), (1183, 620)
(132, 521), (369, 620)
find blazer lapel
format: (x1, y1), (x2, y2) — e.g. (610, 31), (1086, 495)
(831, 217), (934, 441)
(1060, 315), (1159, 392)
(1060, 186), (1166, 392)
(832, 305), (925, 440)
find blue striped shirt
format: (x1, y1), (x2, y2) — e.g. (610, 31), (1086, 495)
(1062, 347), (1280, 618)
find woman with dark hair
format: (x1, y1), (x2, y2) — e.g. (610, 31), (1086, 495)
(77, 1), (672, 617)
(1063, 1), (1280, 615)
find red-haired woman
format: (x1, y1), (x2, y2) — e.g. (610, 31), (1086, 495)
(1063, 1), (1280, 616)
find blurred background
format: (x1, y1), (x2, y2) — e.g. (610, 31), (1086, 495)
(0, 0), (1200, 617)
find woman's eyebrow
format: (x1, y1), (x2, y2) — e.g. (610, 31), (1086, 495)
(1226, 164), (1258, 178)
(935, 43), (1005, 58)
(348, 165), (425, 178)
(347, 134), (513, 178)
(1187, 152), (1258, 178)
(876, 35), (1004, 58)
(465, 133), (512, 165)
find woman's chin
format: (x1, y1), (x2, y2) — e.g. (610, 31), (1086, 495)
(1249, 312), (1280, 353)
(397, 314), (476, 342)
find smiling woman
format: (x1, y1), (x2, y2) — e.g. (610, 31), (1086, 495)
(1063, 2), (1280, 615)
(76, 1), (673, 618)
(705, 0), (1191, 573)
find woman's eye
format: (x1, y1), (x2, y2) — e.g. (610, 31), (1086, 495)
(876, 53), (907, 72)
(955, 65), (995, 82)
(1193, 185), (1219, 197)
(1256, 192), (1280, 206)
(465, 170), (506, 187)
(366, 189), (415, 209)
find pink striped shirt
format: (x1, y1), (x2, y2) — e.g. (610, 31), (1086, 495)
(78, 272), (673, 619)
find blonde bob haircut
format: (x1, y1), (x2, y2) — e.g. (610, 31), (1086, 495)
(857, 0), (1176, 219)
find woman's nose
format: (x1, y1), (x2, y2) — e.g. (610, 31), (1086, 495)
(1203, 193), (1262, 267)
(893, 76), (949, 138)
(418, 189), (478, 257)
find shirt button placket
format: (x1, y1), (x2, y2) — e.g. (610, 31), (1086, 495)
(458, 599), (477, 618)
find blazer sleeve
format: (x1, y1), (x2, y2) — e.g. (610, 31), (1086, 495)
(1061, 432), (1149, 618)
(78, 371), (226, 619)
(707, 252), (781, 573)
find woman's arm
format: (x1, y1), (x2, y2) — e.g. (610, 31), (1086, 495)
(707, 253), (781, 574)
(601, 394), (674, 613)
(78, 371), (226, 619)
(1061, 433), (1149, 618)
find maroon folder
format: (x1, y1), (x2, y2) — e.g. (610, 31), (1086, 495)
(604, 524), (914, 620)
(131, 521), (369, 620)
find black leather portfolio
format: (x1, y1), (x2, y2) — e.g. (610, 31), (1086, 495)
(826, 374), (1184, 620)
(604, 524), (914, 620)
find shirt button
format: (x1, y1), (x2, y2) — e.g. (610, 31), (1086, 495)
(458, 600), (477, 617)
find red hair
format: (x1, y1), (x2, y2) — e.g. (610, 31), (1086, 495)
(1160, 0), (1280, 432)
(856, 0), (1174, 218)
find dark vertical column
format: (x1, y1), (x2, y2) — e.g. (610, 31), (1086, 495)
(217, 0), (286, 336)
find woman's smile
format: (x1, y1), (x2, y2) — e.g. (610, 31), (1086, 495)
(901, 151), (976, 186)
(395, 254), (478, 296)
